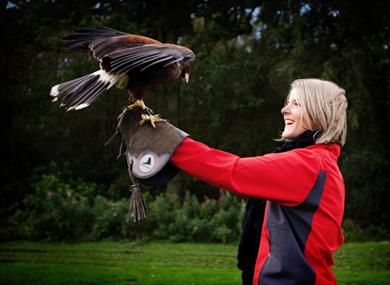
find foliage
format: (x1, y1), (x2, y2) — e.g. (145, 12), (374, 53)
(3, 171), (388, 243)
(150, 191), (244, 243)
(1, 173), (244, 243)
(342, 219), (390, 242)
(10, 173), (96, 241)
(1, 0), (390, 237)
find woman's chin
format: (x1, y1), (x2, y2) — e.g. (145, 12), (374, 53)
(282, 128), (303, 140)
(281, 130), (292, 139)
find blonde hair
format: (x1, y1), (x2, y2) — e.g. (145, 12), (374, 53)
(287, 78), (348, 146)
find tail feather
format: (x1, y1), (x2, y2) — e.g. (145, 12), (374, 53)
(68, 80), (108, 109)
(50, 70), (121, 110)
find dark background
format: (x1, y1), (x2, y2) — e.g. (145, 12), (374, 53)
(1, 0), (389, 241)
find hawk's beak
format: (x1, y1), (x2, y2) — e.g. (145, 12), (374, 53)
(184, 73), (190, 83)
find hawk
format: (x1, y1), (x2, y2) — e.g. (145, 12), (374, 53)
(50, 27), (195, 127)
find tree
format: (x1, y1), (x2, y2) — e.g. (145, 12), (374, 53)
(2, 0), (389, 230)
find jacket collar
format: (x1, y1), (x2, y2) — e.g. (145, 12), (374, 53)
(307, 144), (341, 160)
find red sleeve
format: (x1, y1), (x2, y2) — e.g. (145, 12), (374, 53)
(171, 137), (321, 206)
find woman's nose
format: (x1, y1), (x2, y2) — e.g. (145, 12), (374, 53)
(281, 105), (290, 114)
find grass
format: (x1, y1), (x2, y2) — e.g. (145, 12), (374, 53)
(333, 241), (390, 284)
(0, 240), (389, 285)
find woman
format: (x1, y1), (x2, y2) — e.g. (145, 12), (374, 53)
(121, 78), (348, 285)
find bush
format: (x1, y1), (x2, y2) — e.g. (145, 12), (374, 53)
(91, 196), (128, 240)
(149, 192), (180, 239)
(91, 195), (154, 241)
(6, 170), (388, 244)
(25, 174), (96, 241)
(149, 191), (244, 243)
(342, 218), (390, 242)
(3, 172), (246, 243)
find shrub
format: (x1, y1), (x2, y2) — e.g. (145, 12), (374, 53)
(91, 195), (154, 241)
(26, 175), (96, 241)
(148, 192), (180, 239)
(91, 196), (128, 240)
(342, 218), (390, 242)
(148, 191), (244, 243)
(4, 171), (247, 243)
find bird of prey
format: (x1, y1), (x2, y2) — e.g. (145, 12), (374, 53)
(50, 27), (195, 127)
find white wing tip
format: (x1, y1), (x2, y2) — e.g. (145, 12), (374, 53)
(50, 85), (59, 97)
(75, 103), (90, 110)
(67, 103), (90, 111)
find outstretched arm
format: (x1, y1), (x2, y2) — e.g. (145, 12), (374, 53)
(171, 137), (321, 207)
(116, 109), (321, 207)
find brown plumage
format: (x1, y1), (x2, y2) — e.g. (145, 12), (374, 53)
(50, 27), (195, 120)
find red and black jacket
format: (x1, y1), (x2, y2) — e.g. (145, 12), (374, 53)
(171, 137), (345, 285)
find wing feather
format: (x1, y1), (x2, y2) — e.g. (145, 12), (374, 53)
(63, 27), (127, 51)
(111, 55), (164, 72)
(140, 56), (175, 71)
(105, 44), (195, 74)
(162, 58), (184, 68)
(110, 52), (161, 67)
(63, 27), (162, 61)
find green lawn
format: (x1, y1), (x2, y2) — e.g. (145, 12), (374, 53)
(0, 240), (389, 285)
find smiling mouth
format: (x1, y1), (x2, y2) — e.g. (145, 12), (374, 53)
(285, 119), (294, 125)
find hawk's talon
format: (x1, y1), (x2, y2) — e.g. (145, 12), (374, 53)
(142, 107), (155, 116)
(140, 114), (167, 128)
(126, 99), (164, 128)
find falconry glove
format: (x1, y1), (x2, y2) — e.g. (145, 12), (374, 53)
(115, 108), (188, 221)
(118, 108), (188, 182)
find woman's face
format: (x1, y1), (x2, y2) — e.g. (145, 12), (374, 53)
(281, 88), (308, 139)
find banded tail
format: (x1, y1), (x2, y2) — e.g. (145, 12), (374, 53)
(50, 70), (121, 111)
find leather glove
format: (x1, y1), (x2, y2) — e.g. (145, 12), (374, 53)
(117, 108), (188, 186)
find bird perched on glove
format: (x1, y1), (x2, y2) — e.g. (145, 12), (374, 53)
(50, 27), (195, 127)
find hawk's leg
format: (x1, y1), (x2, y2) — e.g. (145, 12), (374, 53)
(127, 99), (148, 111)
(126, 96), (166, 128)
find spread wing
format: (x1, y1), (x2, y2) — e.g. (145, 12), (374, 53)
(104, 44), (195, 75)
(63, 27), (128, 51)
(63, 27), (161, 60)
